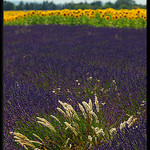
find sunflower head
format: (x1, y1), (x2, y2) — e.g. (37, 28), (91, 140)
(62, 13), (67, 17)
(105, 16), (110, 20)
(134, 16), (138, 20)
(41, 13), (45, 17)
(123, 14), (127, 18)
(77, 9), (82, 13)
(98, 10), (103, 14)
(90, 10), (95, 14)
(100, 14), (105, 18)
(89, 15), (94, 19)
(69, 13), (74, 17)
(112, 15), (118, 20)
(86, 13), (90, 16)
(31, 11), (35, 15)
(75, 14), (79, 18)
(55, 11), (60, 16)
(143, 16), (147, 21)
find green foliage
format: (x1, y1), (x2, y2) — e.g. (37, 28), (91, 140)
(3, 0), (146, 10)
(114, 0), (136, 9)
(119, 4), (130, 9)
(16, 1), (24, 10)
(3, 1), (15, 10)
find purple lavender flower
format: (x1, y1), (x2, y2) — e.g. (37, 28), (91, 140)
(4, 25), (146, 149)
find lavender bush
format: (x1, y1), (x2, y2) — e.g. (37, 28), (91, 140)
(3, 25), (146, 149)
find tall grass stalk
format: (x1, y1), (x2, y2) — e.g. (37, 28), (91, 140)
(10, 97), (138, 150)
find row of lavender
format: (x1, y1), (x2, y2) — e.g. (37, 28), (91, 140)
(3, 25), (147, 149)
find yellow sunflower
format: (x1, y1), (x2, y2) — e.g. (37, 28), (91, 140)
(89, 15), (94, 19)
(105, 16), (110, 21)
(62, 13), (67, 17)
(100, 13), (105, 18)
(75, 14), (79, 18)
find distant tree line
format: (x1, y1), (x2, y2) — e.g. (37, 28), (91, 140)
(3, 0), (146, 10)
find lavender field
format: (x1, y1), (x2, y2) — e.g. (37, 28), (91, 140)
(3, 25), (147, 149)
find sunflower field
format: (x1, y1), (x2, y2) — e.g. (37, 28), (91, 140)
(4, 8), (147, 28)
